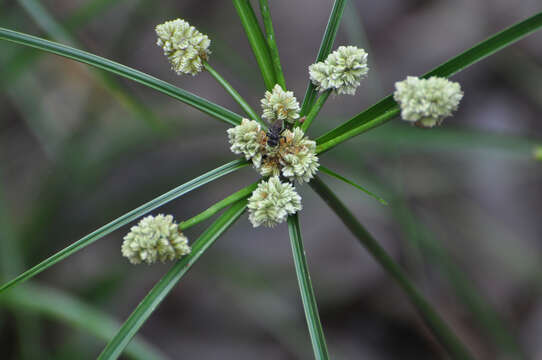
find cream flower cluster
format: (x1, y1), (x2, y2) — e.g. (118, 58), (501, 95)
(247, 176), (302, 227)
(309, 45), (369, 95)
(393, 76), (463, 128)
(121, 214), (191, 265)
(227, 120), (319, 183)
(155, 18), (210, 75)
(261, 84), (300, 124)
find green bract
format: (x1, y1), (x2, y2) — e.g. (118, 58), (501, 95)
(121, 215), (191, 265)
(394, 76), (463, 128)
(155, 18), (211, 76)
(247, 176), (302, 227)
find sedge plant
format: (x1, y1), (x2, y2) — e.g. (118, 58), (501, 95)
(1, 1), (542, 359)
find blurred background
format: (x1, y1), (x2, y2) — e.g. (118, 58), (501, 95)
(1, 0), (542, 359)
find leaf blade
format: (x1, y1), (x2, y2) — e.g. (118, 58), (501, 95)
(0, 27), (243, 126)
(0, 159), (248, 293)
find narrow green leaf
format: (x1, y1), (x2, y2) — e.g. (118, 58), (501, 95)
(287, 214), (329, 360)
(232, 0), (277, 90)
(0, 27), (243, 126)
(98, 199), (247, 360)
(319, 165), (388, 205)
(300, 0), (346, 116)
(316, 11), (542, 154)
(1, 283), (166, 360)
(309, 176), (474, 360)
(258, 0), (286, 89)
(0, 159), (248, 293)
(179, 181), (258, 230)
(204, 61), (264, 126)
(16, 0), (162, 130)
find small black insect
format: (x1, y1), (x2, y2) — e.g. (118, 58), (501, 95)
(266, 120), (284, 147)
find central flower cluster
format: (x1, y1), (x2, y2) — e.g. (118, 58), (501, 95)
(227, 85), (319, 227)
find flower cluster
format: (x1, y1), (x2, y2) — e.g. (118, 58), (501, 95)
(309, 45), (369, 95)
(393, 76), (463, 128)
(227, 120), (319, 184)
(121, 214), (191, 265)
(261, 84), (300, 124)
(247, 176), (302, 227)
(155, 18), (210, 76)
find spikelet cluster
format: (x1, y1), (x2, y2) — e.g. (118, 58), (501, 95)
(261, 84), (300, 124)
(247, 176), (302, 227)
(393, 76), (463, 128)
(259, 127), (319, 183)
(227, 121), (318, 184)
(155, 18), (210, 76)
(121, 215), (190, 265)
(309, 46), (369, 95)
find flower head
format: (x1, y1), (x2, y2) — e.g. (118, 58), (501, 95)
(309, 46), (369, 95)
(259, 128), (319, 183)
(261, 84), (300, 123)
(227, 118), (266, 167)
(394, 76), (463, 128)
(155, 18), (210, 76)
(121, 214), (190, 265)
(248, 177), (302, 227)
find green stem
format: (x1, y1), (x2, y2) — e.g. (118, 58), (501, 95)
(258, 0), (286, 89)
(204, 62), (263, 126)
(300, 0), (346, 116)
(301, 90), (331, 131)
(179, 181), (258, 230)
(309, 176), (475, 360)
(287, 214), (329, 360)
(232, 0), (277, 90)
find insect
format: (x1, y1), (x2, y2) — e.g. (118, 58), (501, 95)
(266, 120), (284, 147)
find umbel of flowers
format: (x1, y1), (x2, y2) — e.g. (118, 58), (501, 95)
(155, 19), (210, 75)
(121, 214), (191, 265)
(393, 76), (463, 128)
(309, 45), (369, 95)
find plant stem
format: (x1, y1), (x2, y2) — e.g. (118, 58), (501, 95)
(301, 89), (331, 131)
(204, 62), (263, 126)
(309, 176), (475, 360)
(287, 214), (329, 360)
(300, 0), (346, 116)
(258, 0), (286, 89)
(232, 0), (277, 90)
(179, 181), (258, 230)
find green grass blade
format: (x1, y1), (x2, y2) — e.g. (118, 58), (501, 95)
(300, 0), (346, 116)
(179, 181), (258, 230)
(98, 199), (248, 360)
(258, 0), (286, 89)
(316, 11), (542, 154)
(301, 90), (331, 131)
(287, 214), (329, 360)
(232, 0), (277, 90)
(0, 159), (248, 293)
(1, 283), (166, 360)
(204, 62), (263, 126)
(0, 27), (243, 126)
(319, 165), (388, 205)
(309, 176), (475, 360)
(16, 0), (162, 130)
